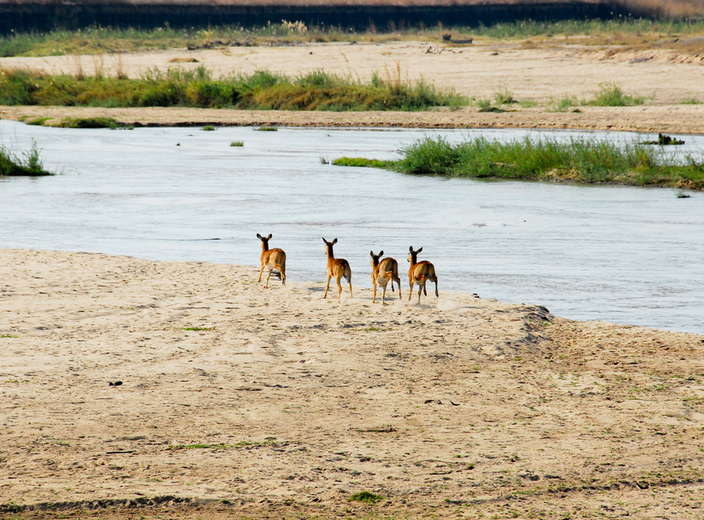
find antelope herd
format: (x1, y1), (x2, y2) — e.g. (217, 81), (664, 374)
(257, 233), (438, 304)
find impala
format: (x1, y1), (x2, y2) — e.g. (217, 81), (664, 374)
(256, 233), (286, 288)
(370, 250), (401, 305)
(322, 237), (352, 299)
(407, 246), (438, 304)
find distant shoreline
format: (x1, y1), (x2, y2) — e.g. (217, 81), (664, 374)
(3, 105), (704, 135)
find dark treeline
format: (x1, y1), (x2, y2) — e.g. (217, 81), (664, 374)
(1, 2), (637, 35)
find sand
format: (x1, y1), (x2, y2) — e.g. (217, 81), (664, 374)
(2, 40), (704, 133)
(2, 248), (704, 519)
(3, 39), (704, 519)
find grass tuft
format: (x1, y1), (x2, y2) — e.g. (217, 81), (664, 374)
(230, 141), (244, 147)
(586, 83), (645, 107)
(0, 140), (52, 176)
(349, 491), (383, 504)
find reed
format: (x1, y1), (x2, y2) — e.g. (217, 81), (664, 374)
(337, 135), (704, 190)
(0, 66), (467, 111)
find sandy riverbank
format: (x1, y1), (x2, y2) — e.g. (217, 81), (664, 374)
(2, 40), (704, 133)
(2, 248), (704, 519)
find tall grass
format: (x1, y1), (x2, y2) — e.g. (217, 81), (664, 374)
(0, 140), (51, 176)
(391, 135), (704, 189)
(0, 66), (467, 111)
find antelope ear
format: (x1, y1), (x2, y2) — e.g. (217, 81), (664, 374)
(322, 237), (327, 244)
(257, 234), (263, 240)
(370, 251), (374, 257)
(409, 246), (413, 252)
(379, 250), (383, 257)
(332, 238), (338, 245)
(267, 234), (272, 240)
(417, 247), (423, 254)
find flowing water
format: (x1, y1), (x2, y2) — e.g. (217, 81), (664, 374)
(1, 119), (703, 334)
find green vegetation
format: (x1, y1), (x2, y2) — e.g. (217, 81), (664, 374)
(57, 117), (128, 128)
(230, 141), (244, 147)
(0, 66), (467, 111)
(202, 124), (216, 131)
(335, 135), (704, 190)
(349, 491), (383, 504)
(586, 83), (645, 107)
(25, 116), (53, 126)
(256, 126), (278, 131)
(332, 157), (393, 168)
(0, 140), (52, 176)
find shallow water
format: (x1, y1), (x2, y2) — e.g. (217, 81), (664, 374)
(1, 120), (703, 334)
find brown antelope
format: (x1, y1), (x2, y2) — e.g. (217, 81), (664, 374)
(322, 237), (352, 300)
(407, 246), (438, 304)
(370, 250), (401, 305)
(256, 233), (286, 288)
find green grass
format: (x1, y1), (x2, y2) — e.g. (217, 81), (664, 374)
(0, 66), (467, 111)
(585, 83), (645, 107)
(349, 491), (383, 504)
(0, 140), (52, 176)
(332, 157), (393, 168)
(336, 135), (704, 190)
(202, 124), (216, 131)
(230, 141), (244, 147)
(56, 116), (129, 129)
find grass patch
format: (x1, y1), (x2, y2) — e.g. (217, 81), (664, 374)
(349, 491), (383, 504)
(332, 157), (393, 168)
(256, 126), (278, 131)
(585, 83), (645, 107)
(202, 124), (216, 131)
(25, 116), (53, 126)
(179, 326), (214, 331)
(0, 140), (52, 176)
(340, 135), (704, 190)
(680, 97), (702, 105)
(230, 141), (244, 147)
(0, 66), (468, 112)
(56, 116), (129, 129)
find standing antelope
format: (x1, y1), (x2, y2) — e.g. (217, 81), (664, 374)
(407, 246), (438, 304)
(322, 237), (352, 300)
(256, 233), (286, 288)
(370, 250), (401, 305)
